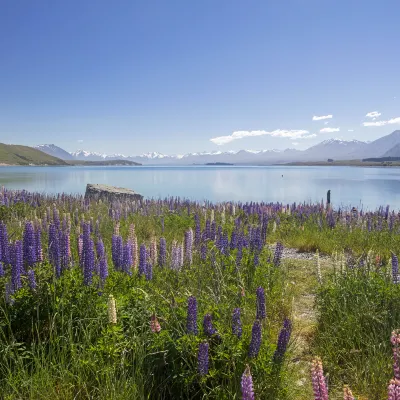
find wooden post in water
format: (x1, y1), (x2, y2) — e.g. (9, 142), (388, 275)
(327, 190), (331, 210)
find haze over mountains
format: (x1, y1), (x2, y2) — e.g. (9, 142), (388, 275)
(35, 130), (400, 165)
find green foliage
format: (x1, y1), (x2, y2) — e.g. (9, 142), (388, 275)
(313, 267), (400, 398)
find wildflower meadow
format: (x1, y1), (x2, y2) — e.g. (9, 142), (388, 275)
(1, 189), (400, 399)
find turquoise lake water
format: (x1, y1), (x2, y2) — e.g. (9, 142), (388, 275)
(0, 165), (400, 210)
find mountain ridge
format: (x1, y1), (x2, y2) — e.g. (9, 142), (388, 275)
(34, 130), (400, 165)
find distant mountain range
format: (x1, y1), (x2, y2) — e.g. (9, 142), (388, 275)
(34, 130), (400, 165)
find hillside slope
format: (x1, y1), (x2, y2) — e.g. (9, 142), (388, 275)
(0, 143), (68, 165)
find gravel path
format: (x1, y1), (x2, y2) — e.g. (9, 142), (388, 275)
(268, 243), (331, 261)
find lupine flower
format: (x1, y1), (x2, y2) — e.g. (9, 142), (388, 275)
(83, 239), (95, 285)
(78, 234), (83, 262)
(27, 269), (37, 290)
(241, 365), (255, 400)
(311, 357), (329, 400)
(232, 308), (242, 338)
(131, 235), (138, 268)
(145, 262), (153, 281)
(388, 379), (400, 400)
(343, 385), (355, 400)
(107, 294), (117, 324)
(0, 261), (4, 277)
(187, 295), (198, 335)
(150, 314), (161, 333)
(178, 243), (184, 268)
(184, 229), (193, 265)
(11, 240), (23, 291)
(198, 342), (209, 376)
(391, 330), (400, 379)
(203, 313), (217, 337)
(0, 223), (10, 264)
(393, 254), (399, 284)
(200, 243), (207, 260)
(210, 220), (216, 240)
(123, 242), (133, 275)
(158, 237), (166, 267)
(273, 242), (283, 267)
(139, 244), (147, 276)
(256, 287), (266, 320)
(97, 239), (108, 283)
(273, 318), (292, 362)
(248, 320), (262, 358)
(23, 221), (36, 266)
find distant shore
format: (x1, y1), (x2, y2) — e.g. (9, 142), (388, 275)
(280, 160), (400, 167)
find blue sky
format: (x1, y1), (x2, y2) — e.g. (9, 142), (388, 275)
(1, 0), (399, 155)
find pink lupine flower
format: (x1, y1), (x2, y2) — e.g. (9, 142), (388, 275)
(311, 357), (329, 400)
(150, 314), (161, 333)
(343, 385), (355, 400)
(392, 330), (400, 379)
(388, 379), (400, 400)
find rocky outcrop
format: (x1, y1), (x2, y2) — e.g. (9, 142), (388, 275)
(85, 184), (143, 202)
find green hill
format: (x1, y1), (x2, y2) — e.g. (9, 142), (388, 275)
(0, 143), (67, 165)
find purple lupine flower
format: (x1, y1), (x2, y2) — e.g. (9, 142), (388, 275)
(112, 234), (123, 271)
(241, 365), (255, 400)
(35, 227), (42, 262)
(210, 221), (216, 241)
(187, 295), (198, 335)
(194, 214), (201, 246)
(203, 313), (217, 337)
(230, 230), (238, 250)
(83, 239), (95, 285)
(248, 320), (262, 358)
(200, 243), (207, 261)
(97, 239), (108, 283)
(273, 318), (292, 362)
(11, 240), (23, 291)
(198, 342), (209, 376)
(393, 253), (399, 284)
(53, 206), (60, 229)
(0, 262), (4, 277)
(27, 269), (37, 290)
(311, 357), (329, 400)
(0, 223), (10, 264)
(23, 221), (36, 266)
(158, 237), (166, 267)
(236, 240), (243, 269)
(232, 308), (242, 338)
(48, 224), (61, 277)
(184, 229), (193, 265)
(256, 287), (266, 320)
(253, 252), (259, 267)
(273, 242), (283, 267)
(122, 242), (133, 275)
(145, 262), (153, 281)
(139, 244), (147, 276)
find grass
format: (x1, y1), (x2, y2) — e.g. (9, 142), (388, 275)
(0, 143), (67, 165)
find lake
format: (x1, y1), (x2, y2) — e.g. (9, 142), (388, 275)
(0, 165), (400, 210)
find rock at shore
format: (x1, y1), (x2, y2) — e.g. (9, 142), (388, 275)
(85, 184), (143, 202)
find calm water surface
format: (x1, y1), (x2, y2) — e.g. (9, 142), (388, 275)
(0, 165), (399, 209)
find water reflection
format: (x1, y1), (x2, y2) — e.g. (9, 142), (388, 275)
(0, 165), (399, 209)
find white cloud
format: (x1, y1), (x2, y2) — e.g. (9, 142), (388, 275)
(320, 127), (340, 133)
(366, 111), (381, 119)
(297, 134), (317, 139)
(313, 115), (333, 121)
(348, 129), (354, 132)
(210, 129), (310, 145)
(363, 117), (400, 127)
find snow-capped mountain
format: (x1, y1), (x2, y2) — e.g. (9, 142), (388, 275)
(34, 144), (74, 160)
(35, 131), (400, 165)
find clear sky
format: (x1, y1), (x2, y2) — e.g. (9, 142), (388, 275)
(1, 0), (399, 155)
